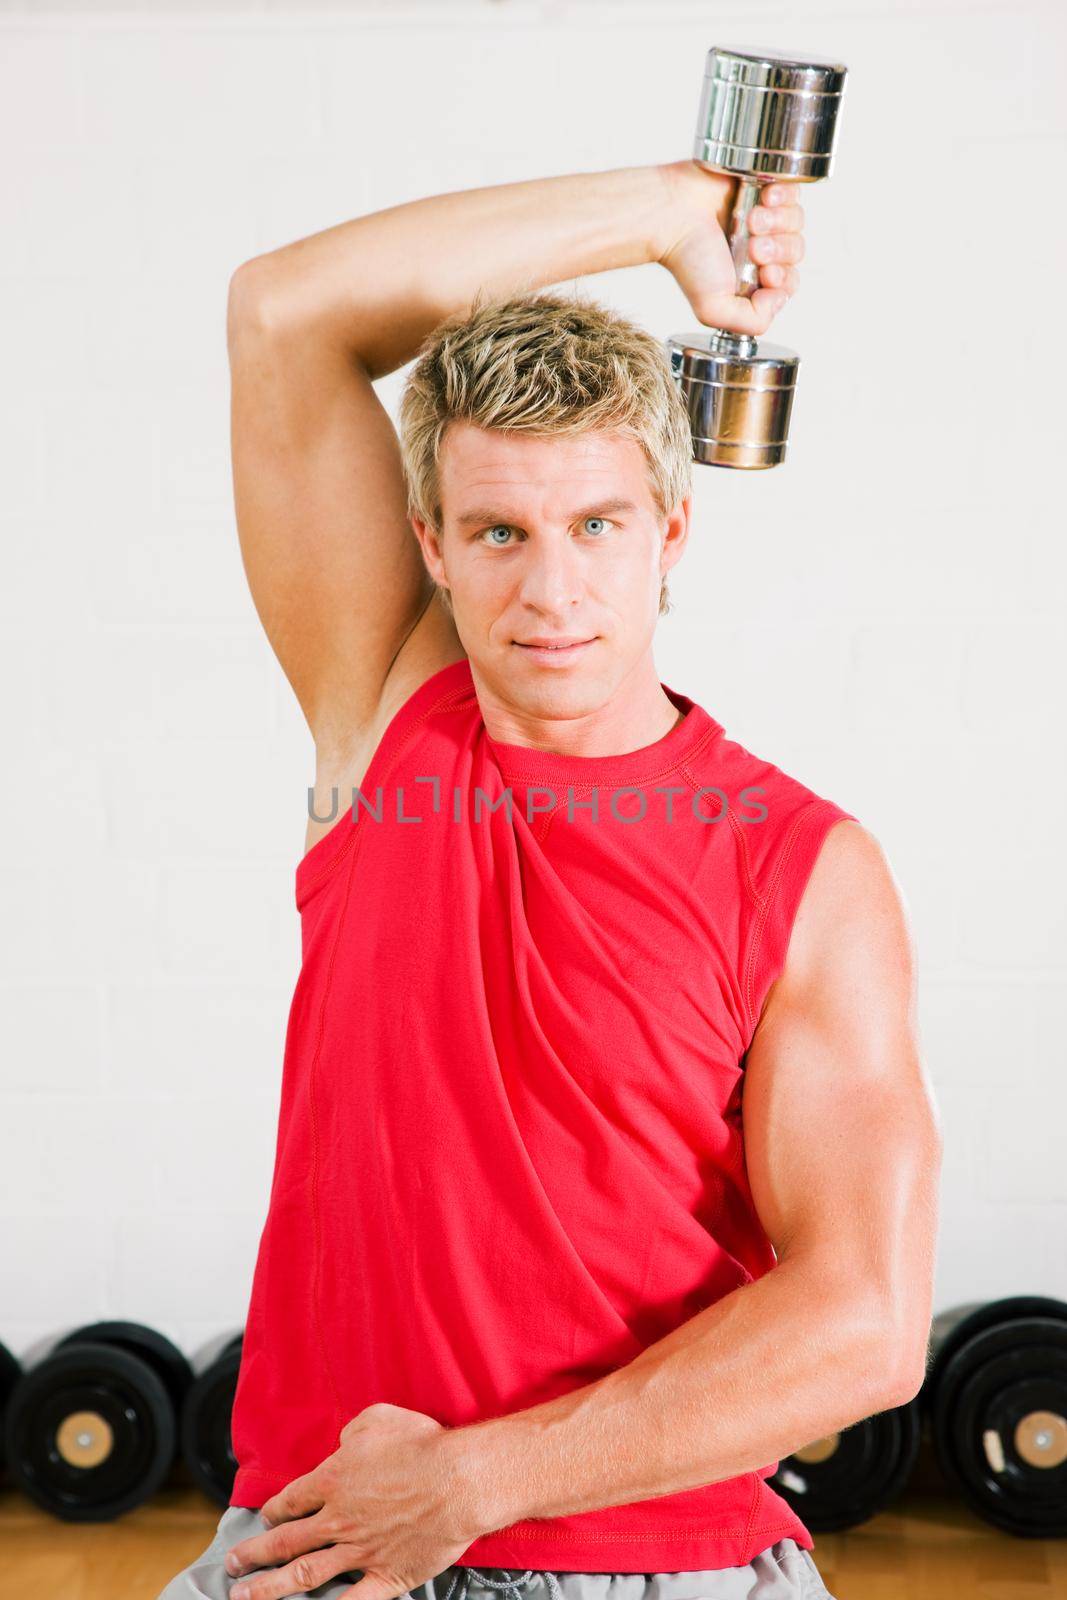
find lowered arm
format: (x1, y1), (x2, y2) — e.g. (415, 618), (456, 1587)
(443, 819), (942, 1537)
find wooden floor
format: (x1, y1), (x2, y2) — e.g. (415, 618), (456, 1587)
(1, 1481), (1065, 1600)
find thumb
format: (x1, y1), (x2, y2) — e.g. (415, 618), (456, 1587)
(702, 288), (788, 338)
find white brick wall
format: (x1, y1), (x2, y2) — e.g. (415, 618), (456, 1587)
(1, 2), (1064, 1379)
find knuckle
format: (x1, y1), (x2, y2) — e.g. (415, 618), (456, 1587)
(291, 1556), (318, 1588)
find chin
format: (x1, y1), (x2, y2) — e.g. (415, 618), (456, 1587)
(510, 666), (610, 715)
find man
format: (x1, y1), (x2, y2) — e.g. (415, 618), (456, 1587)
(158, 158), (940, 1600)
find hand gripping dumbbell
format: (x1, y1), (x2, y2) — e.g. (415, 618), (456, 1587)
(667, 45), (848, 469)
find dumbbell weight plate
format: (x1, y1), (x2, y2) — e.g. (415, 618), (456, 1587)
(770, 1398), (922, 1531)
(4, 1341), (175, 1521)
(55, 1320), (193, 1428)
(181, 1342), (243, 1506)
(928, 1299), (1067, 1536)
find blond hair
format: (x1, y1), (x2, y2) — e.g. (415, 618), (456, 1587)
(397, 288), (693, 617)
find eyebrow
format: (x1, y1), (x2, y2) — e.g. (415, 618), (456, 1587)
(455, 496), (639, 528)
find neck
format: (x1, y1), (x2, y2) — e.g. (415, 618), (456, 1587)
(472, 657), (682, 760)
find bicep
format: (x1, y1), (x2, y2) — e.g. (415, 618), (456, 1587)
(740, 822), (942, 1389)
(227, 263), (436, 747)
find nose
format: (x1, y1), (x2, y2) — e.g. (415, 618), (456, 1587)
(516, 536), (584, 615)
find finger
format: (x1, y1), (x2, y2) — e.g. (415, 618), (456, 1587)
(748, 200), (804, 235)
(745, 285), (792, 335)
(260, 1471), (326, 1528)
(749, 230), (805, 267)
(757, 263), (800, 295)
(226, 1508), (331, 1578)
(229, 1545), (361, 1600)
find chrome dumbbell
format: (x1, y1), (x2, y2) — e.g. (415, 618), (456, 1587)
(667, 45), (848, 469)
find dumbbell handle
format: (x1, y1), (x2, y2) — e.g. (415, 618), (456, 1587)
(724, 176), (765, 300)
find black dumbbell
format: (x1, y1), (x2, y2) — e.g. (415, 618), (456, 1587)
(924, 1295), (1067, 1537)
(769, 1396), (922, 1531)
(0, 1337), (22, 1478)
(180, 1329), (245, 1506)
(3, 1321), (193, 1521)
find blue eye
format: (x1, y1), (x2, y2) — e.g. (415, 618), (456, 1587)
(481, 518), (611, 544)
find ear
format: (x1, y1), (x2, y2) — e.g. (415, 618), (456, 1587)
(410, 514), (449, 591)
(660, 495), (692, 578)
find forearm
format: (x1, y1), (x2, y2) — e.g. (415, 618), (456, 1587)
(235, 162), (724, 379)
(445, 1256), (908, 1539)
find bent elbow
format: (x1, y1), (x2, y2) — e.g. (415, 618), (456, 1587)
(227, 258), (288, 351)
(882, 1351), (928, 1410)
(851, 1316), (931, 1415)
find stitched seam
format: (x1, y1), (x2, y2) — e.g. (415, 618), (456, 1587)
(675, 759), (763, 905)
(726, 802), (763, 908)
(297, 686), (472, 900)
(669, 763), (764, 1061)
(741, 806), (809, 1039)
(739, 1470), (762, 1556)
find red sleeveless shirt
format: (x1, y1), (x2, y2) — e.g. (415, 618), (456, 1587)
(229, 656), (857, 1571)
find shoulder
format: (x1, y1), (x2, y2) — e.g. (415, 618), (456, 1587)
(771, 818), (916, 1026)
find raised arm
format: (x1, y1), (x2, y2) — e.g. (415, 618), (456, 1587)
(224, 161), (803, 774)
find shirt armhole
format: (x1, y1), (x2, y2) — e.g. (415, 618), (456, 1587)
(743, 798), (859, 1044)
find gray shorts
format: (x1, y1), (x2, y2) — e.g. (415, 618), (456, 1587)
(156, 1506), (836, 1600)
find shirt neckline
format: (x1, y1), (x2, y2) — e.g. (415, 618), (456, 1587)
(456, 658), (722, 785)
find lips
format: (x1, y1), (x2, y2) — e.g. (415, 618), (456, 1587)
(515, 639), (594, 650)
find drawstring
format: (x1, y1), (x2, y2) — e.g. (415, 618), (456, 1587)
(439, 1568), (566, 1600)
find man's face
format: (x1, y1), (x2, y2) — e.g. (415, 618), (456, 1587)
(412, 422), (690, 718)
